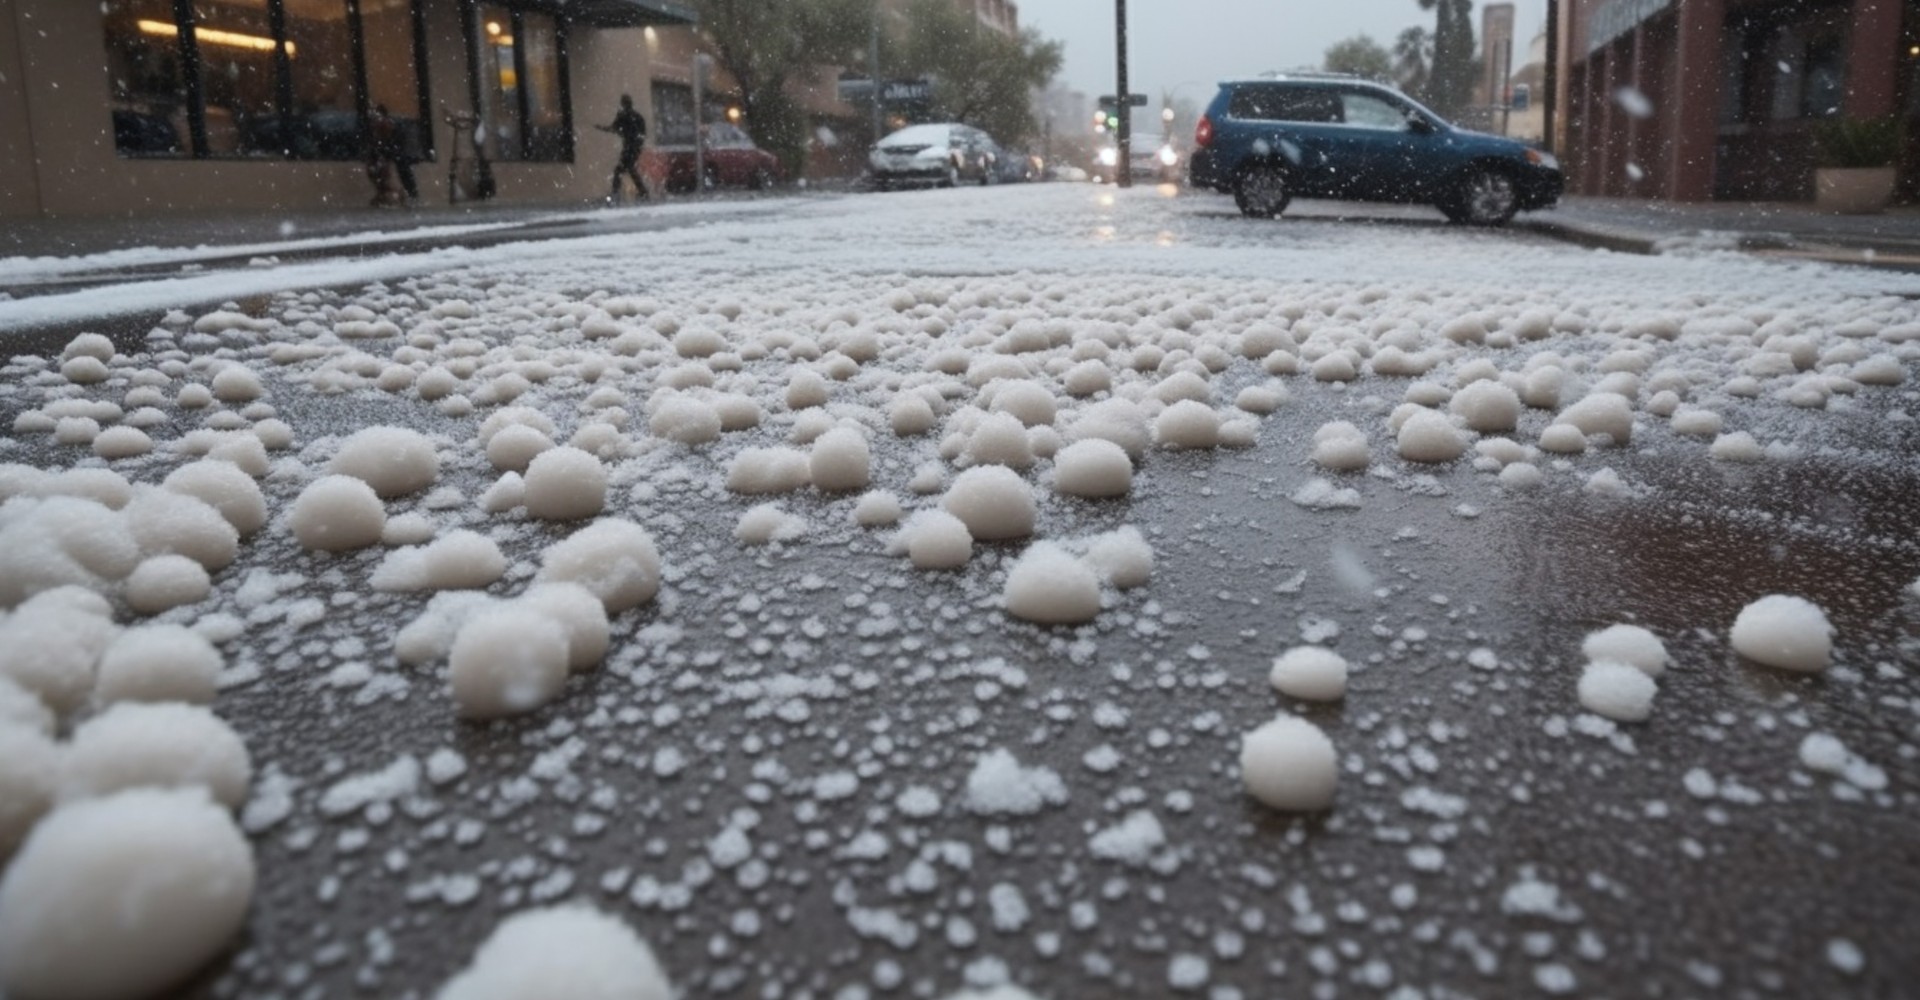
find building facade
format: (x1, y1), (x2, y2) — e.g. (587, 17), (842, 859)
(1559, 0), (1920, 201)
(0, 0), (698, 219)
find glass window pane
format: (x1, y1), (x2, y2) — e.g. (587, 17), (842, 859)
(360, 0), (426, 159)
(1800, 37), (1844, 119)
(478, 4), (520, 161)
(190, 0), (284, 156)
(1341, 93), (1408, 130)
(519, 14), (566, 162)
(653, 82), (695, 146)
(280, 0), (359, 159)
(101, 0), (192, 156)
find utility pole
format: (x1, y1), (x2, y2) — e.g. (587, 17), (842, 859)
(1542, 0), (1559, 153)
(869, 16), (883, 143)
(1114, 0), (1131, 189)
(1498, 34), (1513, 137)
(693, 53), (710, 193)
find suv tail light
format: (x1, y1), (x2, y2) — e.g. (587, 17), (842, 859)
(1195, 114), (1214, 148)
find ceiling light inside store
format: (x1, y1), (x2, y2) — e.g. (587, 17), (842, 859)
(138, 19), (294, 57)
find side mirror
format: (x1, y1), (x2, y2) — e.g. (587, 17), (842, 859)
(1406, 113), (1437, 135)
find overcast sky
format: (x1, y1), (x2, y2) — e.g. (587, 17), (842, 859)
(1017, 0), (1546, 107)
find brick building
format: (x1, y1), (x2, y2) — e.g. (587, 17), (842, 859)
(1558, 0), (1919, 201)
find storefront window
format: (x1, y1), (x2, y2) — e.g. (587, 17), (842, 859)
(477, 5), (570, 163)
(478, 5), (520, 160)
(190, 0), (284, 156)
(1800, 36), (1844, 118)
(360, 0), (428, 159)
(101, 0), (193, 156)
(519, 15), (568, 162)
(280, 0), (360, 159)
(100, 0), (428, 161)
(654, 82), (695, 146)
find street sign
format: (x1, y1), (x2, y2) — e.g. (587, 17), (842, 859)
(1097, 94), (1149, 107)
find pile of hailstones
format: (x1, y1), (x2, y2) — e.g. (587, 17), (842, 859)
(0, 381), (673, 995)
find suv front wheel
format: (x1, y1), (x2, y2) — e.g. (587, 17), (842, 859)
(1442, 167), (1518, 226)
(1233, 164), (1291, 219)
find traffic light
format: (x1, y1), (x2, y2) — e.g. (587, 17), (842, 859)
(1094, 93), (1144, 134)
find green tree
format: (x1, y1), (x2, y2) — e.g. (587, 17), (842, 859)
(1322, 35), (1394, 81)
(890, 0), (1062, 146)
(691, 0), (873, 174)
(1415, 0), (1477, 116)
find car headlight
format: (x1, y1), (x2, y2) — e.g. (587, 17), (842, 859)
(1097, 148), (1118, 167)
(1525, 148), (1560, 171)
(1158, 146), (1178, 167)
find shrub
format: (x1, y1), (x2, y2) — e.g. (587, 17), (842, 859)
(1813, 116), (1900, 169)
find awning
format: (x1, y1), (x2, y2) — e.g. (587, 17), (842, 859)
(528, 0), (698, 28)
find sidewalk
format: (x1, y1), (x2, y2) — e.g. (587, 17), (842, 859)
(1521, 196), (1920, 271)
(0, 190), (820, 303)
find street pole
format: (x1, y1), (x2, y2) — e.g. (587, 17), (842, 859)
(1114, 0), (1130, 189)
(869, 18), (883, 143)
(1543, 0), (1559, 153)
(692, 54), (708, 194)
(1499, 35), (1513, 137)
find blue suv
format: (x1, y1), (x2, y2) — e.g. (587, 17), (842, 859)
(1188, 74), (1563, 226)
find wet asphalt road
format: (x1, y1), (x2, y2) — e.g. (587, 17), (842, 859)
(2, 192), (1919, 1000)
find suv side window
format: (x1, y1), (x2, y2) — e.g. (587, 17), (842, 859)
(1228, 85), (1341, 124)
(1339, 92), (1411, 131)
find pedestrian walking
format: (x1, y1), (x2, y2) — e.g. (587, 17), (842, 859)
(367, 104), (418, 207)
(597, 94), (649, 203)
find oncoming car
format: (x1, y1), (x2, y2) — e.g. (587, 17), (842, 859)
(868, 123), (997, 189)
(1188, 73), (1563, 225)
(1092, 132), (1181, 185)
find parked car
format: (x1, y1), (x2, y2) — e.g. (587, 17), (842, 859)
(1092, 131), (1181, 185)
(868, 123), (997, 189)
(1188, 72), (1563, 225)
(989, 143), (1042, 183)
(658, 123), (783, 193)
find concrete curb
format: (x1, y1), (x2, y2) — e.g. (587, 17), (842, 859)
(1516, 217), (1661, 256)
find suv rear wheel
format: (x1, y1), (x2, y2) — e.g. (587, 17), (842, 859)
(1233, 164), (1290, 218)
(1443, 167), (1518, 226)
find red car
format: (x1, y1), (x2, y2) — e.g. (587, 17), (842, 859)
(660, 123), (784, 193)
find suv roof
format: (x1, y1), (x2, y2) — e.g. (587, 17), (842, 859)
(1217, 72), (1405, 93)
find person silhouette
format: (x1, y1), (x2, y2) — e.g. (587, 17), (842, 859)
(596, 94), (649, 203)
(367, 104), (417, 205)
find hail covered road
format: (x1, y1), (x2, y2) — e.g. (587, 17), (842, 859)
(1, 182), (1918, 1000)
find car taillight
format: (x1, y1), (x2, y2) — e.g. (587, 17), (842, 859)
(1195, 115), (1213, 148)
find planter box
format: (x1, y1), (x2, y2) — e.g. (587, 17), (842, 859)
(1814, 166), (1896, 214)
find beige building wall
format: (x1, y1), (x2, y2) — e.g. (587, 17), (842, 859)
(0, 0), (668, 219)
(1, 0), (44, 216)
